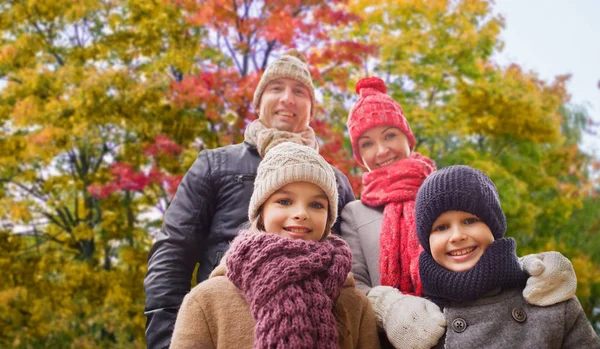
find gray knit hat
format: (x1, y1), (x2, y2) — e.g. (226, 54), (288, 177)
(253, 49), (317, 118)
(248, 142), (338, 237)
(415, 165), (506, 252)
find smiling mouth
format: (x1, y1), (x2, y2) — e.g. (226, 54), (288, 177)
(276, 110), (295, 118)
(377, 157), (398, 167)
(284, 227), (311, 234)
(448, 246), (476, 256)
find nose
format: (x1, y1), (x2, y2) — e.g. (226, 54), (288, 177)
(448, 225), (467, 243)
(376, 142), (389, 158)
(280, 86), (296, 105)
(293, 207), (308, 221)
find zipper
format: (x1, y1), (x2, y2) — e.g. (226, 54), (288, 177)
(235, 174), (255, 183)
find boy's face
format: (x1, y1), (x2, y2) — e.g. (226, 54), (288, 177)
(429, 210), (494, 272)
(261, 181), (328, 242)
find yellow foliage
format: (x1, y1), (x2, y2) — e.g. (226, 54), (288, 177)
(456, 65), (568, 143)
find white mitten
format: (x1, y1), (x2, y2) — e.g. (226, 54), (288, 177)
(520, 251), (577, 306)
(368, 286), (446, 349)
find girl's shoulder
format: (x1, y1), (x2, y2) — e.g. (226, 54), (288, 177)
(187, 275), (239, 304)
(337, 275), (370, 309)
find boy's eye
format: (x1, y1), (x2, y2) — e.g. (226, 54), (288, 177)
(432, 224), (448, 232)
(276, 199), (292, 206)
(294, 88), (306, 96)
(464, 217), (479, 225)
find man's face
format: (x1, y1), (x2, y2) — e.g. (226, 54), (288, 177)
(258, 78), (312, 133)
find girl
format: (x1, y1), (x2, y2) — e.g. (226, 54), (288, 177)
(341, 76), (579, 348)
(170, 142), (380, 349)
(415, 165), (600, 348)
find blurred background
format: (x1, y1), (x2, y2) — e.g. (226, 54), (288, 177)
(1, 0), (598, 347)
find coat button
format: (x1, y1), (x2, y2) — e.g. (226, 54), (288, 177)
(451, 318), (467, 333)
(512, 308), (527, 323)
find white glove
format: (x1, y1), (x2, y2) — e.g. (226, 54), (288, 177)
(520, 251), (577, 306)
(368, 286), (446, 349)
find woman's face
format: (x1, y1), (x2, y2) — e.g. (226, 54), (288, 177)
(357, 126), (411, 171)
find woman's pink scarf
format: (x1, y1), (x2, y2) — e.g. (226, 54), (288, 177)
(361, 153), (435, 295)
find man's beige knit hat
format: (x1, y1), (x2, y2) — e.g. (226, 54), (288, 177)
(253, 49), (317, 118)
(248, 142), (338, 237)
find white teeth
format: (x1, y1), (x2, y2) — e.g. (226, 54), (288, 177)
(449, 247), (475, 256)
(285, 228), (310, 233)
(277, 111), (294, 117)
(378, 158), (397, 167)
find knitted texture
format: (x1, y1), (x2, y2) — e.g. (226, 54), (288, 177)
(419, 238), (528, 306)
(253, 49), (316, 118)
(368, 285), (445, 349)
(244, 119), (318, 158)
(347, 77), (416, 166)
(360, 153), (436, 295)
(520, 252), (578, 306)
(226, 231), (352, 349)
(248, 142), (338, 237)
(415, 165), (507, 253)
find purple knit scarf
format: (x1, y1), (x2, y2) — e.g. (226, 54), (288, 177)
(226, 231), (352, 349)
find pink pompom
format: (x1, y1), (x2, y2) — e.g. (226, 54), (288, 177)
(355, 77), (387, 95)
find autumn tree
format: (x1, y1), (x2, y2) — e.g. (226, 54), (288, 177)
(0, 0), (204, 346)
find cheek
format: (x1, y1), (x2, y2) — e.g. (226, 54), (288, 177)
(359, 149), (374, 167)
(429, 235), (446, 257)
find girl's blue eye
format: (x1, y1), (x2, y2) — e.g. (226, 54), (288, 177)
(277, 199), (292, 206)
(310, 202), (325, 209)
(385, 132), (397, 140)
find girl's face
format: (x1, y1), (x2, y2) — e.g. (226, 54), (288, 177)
(357, 126), (411, 171)
(429, 210), (495, 272)
(261, 181), (329, 242)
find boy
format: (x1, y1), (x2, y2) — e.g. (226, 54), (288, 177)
(415, 165), (600, 349)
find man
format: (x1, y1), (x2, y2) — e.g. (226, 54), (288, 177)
(143, 50), (355, 349)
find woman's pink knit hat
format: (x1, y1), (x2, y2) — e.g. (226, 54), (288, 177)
(347, 77), (416, 167)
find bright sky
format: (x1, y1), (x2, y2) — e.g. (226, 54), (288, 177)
(493, 0), (600, 156)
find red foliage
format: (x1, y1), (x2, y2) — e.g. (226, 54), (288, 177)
(311, 118), (363, 196)
(144, 134), (183, 158)
(168, 0), (377, 195)
(88, 162), (183, 199)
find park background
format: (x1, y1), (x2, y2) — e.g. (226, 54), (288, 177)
(1, 0), (599, 347)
